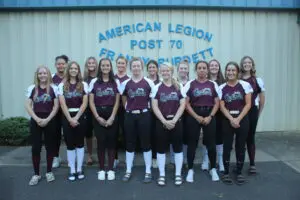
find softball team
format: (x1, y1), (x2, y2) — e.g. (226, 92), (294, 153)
(25, 55), (265, 186)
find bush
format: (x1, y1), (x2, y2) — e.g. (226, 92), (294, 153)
(0, 117), (30, 146)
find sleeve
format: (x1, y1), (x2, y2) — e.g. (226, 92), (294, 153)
(119, 79), (130, 95)
(183, 80), (192, 98)
(240, 80), (253, 94)
(212, 81), (220, 98)
(145, 77), (156, 98)
(256, 77), (265, 92)
(50, 84), (58, 98)
(151, 83), (160, 99)
(180, 84), (187, 98)
(218, 83), (226, 100)
(57, 83), (64, 96)
(88, 78), (97, 93)
(26, 85), (35, 99)
(115, 79), (121, 94)
(83, 82), (89, 94)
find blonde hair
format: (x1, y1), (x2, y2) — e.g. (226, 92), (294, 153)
(63, 61), (84, 94)
(83, 57), (98, 81)
(33, 65), (53, 101)
(161, 62), (180, 90)
(177, 60), (190, 82)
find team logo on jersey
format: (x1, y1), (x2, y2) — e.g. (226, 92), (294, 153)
(34, 94), (52, 103)
(64, 91), (83, 99)
(159, 92), (179, 102)
(193, 88), (212, 97)
(96, 87), (115, 97)
(128, 88), (146, 98)
(224, 91), (243, 103)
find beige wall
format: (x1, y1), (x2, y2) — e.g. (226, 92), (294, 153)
(0, 9), (299, 131)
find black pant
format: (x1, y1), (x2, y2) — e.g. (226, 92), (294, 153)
(93, 106), (118, 151)
(151, 112), (157, 158)
(54, 110), (62, 157)
(247, 106), (259, 166)
(155, 118), (183, 154)
(187, 107), (216, 169)
(124, 111), (151, 152)
(215, 111), (224, 145)
(222, 115), (249, 175)
(182, 111), (188, 145)
(62, 112), (86, 150)
(85, 107), (94, 138)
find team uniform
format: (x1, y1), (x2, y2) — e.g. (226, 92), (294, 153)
(219, 80), (253, 183)
(184, 79), (220, 181)
(85, 76), (96, 140)
(89, 78), (120, 180)
(152, 82), (185, 185)
(242, 76), (265, 169)
(26, 84), (58, 185)
(57, 81), (88, 180)
(120, 77), (155, 182)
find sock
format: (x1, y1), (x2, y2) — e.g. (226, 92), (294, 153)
(169, 144), (175, 163)
(174, 152), (183, 176)
(32, 154), (40, 175)
(183, 144), (187, 164)
(143, 150), (152, 174)
(76, 147), (84, 173)
(157, 153), (166, 176)
(216, 144), (224, 166)
(46, 152), (53, 173)
(67, 150), (76, 174)
(126, 151), (135, 173)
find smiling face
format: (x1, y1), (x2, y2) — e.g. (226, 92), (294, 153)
(196, 62), (208, 79)
(87, 58), (97, 72)
(37, 67), (48, 83)
(160, 64), (172, 81)
(226, 64), (239, 81)
(130, 60), (143, 77)
(100, 59), (112, 75)
(209, 60), (220, 76)
(55, 58), (67, 73)
(69, 63), (79, 78)
(147, 63), (158, 77)
(117, 58), (127, 74)
(242, 57), (253, 73)
(178, 63), (189, 78)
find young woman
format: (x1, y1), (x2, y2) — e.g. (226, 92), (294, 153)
(151, 62), (186, 186)
(201, 59), (226, 172)
(219, 61), (253, 185)
(240, 56), (265, 175)
(89, 58), (120, 181)
(25, 66), (59, 185)
(146, 60), (160, 168)
(120, 57), (155, 183)
(184, 61), (220, 182)
(52, 55), (69, 168)
(114, 56), (130, 169)
(58, 61), (88, 181)
(83, 56), (98, 165)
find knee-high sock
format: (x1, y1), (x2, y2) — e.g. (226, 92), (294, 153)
(157, 153), (166, 176)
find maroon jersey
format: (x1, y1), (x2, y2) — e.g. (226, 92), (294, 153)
(58, 81), (88, 108)
(121, 78), (154, 111)
(243, 77), (265, 106)
(52, 73), (64, 86)
(152, 82), (185, 117)
(89, 78), (120, 107)
(26, 84), (57, 113)
(184, 79), (219, 107)
(219, 80), (253, 111)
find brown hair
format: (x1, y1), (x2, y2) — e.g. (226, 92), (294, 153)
(208, 59), (225, 85)
(240, 56), (256, 77)
(63, 61), (84, 94)
(129, 57), (144, 70)
(83, 57), (98, 81)
(225, 61), (240, 81)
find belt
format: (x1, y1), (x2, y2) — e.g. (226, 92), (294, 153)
(126, 109), (148, 114)
(96, 105), (113, 109)
(68, 108), (80, 112)
(193, 106), (213, 111)
(165, 115), (175, 119)
(229, 110), (240, 115)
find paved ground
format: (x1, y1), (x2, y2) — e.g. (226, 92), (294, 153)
(0, 131), (300, 200)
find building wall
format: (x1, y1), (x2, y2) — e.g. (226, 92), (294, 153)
(0, 9), (299, 131)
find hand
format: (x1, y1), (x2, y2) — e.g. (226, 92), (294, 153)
(162, 120), (174, 130)
(196, 116), (204, 124)
(69, 118), (79, 127)
(202, 116), (212, 126)
(230, 118), (240, 128)
(35, 117), (42, 125)
(105, 116), (114, 127)
(97, 116), (106, 126)
(166, 120), (175, 130)
(38, 119), (48, 127)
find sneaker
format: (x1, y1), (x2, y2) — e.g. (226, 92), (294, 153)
(68, 173), (76, 181)
(186, 169), (194, 183)
(210, 168), (220, 181)
(152, 159), (158, 169)
(77, 171), (85, 180)
(107, 170), (115, 181)
(98, 170), (106, 181)
(52, 157), (61, 168)
(113, 159), (119, 169)
(45, 172), (55, 182)
(29, 175), (41, 186)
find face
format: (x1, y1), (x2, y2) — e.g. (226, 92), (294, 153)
(242, 58), (253, 72)
(178, 63), (189, 78)
(226, 65), (238, 81)
(55, 58), (67, 73)
(37, 68), (48, 83)
(131, 60), (142, 76)
(87, 59), (97, 72)
(100, 60), (111, 75)
(148, 63), (158, 76)
(117, 58), (127, 73)
(209, 61), (220, 75)
(196, 62), (208, 79)
(69, 64), (79, 78)
(160, 65), (172, 81)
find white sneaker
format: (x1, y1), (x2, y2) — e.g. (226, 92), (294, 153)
(98, 170), (106, 181)
(107, 170), (115, 181)
(186, 169), (194, 183)
(29, 175), (41, 186)
(113, 159), (119, 169)
(210, 168), (220, 182)
(52, 157), (60, 168)
(152, 159), (158, 169)
(45, 172), (55, 182)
